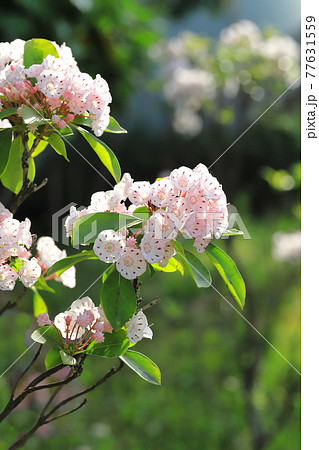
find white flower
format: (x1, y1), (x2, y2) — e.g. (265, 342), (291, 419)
(170, 166), (199, 192)
(128, 182), (152, 206)
(0, 264), (18, 291)
(114, 173), (134, 201)
(70, 296), (100, 321)
(116, 247), (146, 280)
(89, 190), (122, 212)
(18, 258), (41, 288)
(158, 240), (176, 267)
(126, 310), (153, 344)
(54, 310), (85, 340)
(140, 232), (165, 264)
(150, 178), (178, 208)
(93, 229), (125, 263)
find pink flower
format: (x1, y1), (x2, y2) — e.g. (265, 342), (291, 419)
(94, 331), (105, 343)
(37, 312), (51, 327)
(76, 309), (95, 328)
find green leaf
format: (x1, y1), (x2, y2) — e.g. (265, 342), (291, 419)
(85, 329), (130, 358)
(27, 157), (36, 182)
(28, 134), (48, 157)
(72, 125), (121, 183)
(105, 117), (127, 134)
(47, 250), (98, 277)
(0, 128), (13, 177)
(0, 108), (17, 120)
(60, 350), (76, 366)
(23, 38), (59, 68)
(0, 135), (24, 194)
(21, 105), (48, 125)
(56, 125), (74, 136)
(33, 275), (55, 293)
(222, 229), (244, 236)
(101, 263), (115, 283)
(152, 257), (184, 275)
(32, 289), (47, 317)
(72, 212), (141, 246)
(132, 206), (151, 221)
(205, 243), (246, 309)
(31, 326), (62, 349)
(120, 350), (161, 385)
(45, 348), (62, 370)
(174, 242), (212, 288)
(71, 116), (92, 127)
(48, 132), (69, 161)
(100, 270), (136, 330)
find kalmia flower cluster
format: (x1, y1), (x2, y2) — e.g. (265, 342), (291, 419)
(0, 202), (41, 290)
(65, 163), (228, 280)
(0, 39), (112, 136)
(37, 297), (152, 346)
(36, 236), (76, 288)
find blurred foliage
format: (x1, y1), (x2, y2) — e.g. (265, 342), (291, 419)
(0, 0), (300, 448)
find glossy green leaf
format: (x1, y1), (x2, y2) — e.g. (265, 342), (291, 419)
(85, 329), (130, 358)
(120, 350), (161, 385)
(24, 38), (59, 68)
(132, 206), (151, 221)
(48, 132), (69, 161)
(101, 263), (115, 283)
(0, 128), (13, 176)
(31, 326), (62, 349)
(72, 212), (140, 246)
(152, 257), (184, 275)
(72, 125), (121, 182)
(32, 289), (47, 317)
(29, 134), (48, 157)
(21, 105), (48, 125)
(45, 348), (62, 370)
(0, 108), (17, 120)
(100, 270), (136, 330)
(174, 242), (211, 288)
(60, 350), (76, 366)
(1, 135), (24, 194)
(33, 275), (55, 293)
(205, 243), (246, 309)
(105, 116), (127, 134)
(27, 157), (36, 182)
(47, 250), (98, 277)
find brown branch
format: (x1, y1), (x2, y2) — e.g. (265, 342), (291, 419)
(44, 398), (87, 424)
(7, 360), (124, 449)
(45, 360), (124, 418)
(0, 286), (28, 317)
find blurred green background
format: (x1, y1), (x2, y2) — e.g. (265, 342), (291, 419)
(0, 0), (300, 449)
